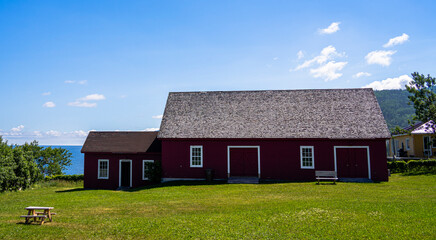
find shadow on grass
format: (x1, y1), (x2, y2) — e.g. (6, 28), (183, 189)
(127, 180), (228, 192)
(55, 188), (89, 193)
(401, 171), (436, 176)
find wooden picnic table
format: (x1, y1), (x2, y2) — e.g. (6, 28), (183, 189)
(21, 206), (55, 225)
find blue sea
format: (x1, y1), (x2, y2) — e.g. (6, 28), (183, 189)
(42, 145), (84, 175)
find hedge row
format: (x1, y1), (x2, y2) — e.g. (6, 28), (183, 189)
(45, 174), (84, 181)
(388, 160), (436, 173)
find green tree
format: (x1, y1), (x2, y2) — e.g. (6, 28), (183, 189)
(405, 72), (436, 123)
(37, 147), (72, 176)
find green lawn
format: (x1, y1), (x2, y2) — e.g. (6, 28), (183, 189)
(0, 175), (435, 239)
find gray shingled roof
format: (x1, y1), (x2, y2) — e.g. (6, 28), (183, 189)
(81, 131), (158, 153)
(158, 88), (391, 139)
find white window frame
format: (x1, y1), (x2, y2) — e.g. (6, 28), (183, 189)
(405, 138), (410, 150)
(190, 145), (203, 168)
(98, 159), (109, 179)
(386, 140), (390, 156)
(394, 139), (400, 155)
(300, 146), (315, 169)
(142, 160), (154, 180)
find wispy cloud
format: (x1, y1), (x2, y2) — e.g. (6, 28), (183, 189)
(152, 115), (163, 119)
(319, 22), (341, 34)
(383, 33), (409, 48)
(292, 45), (347, 81)
(42, 92), (51, 96)
(353, 72), (371, 78)
(365, 50), (396, 66)
(297, 50), (304, 59)
(11, 125), (24, 134)
(42, 101), (56, 108)
(79, 94), (106, 101)
(68, 101), (97, 108)
(273, 57), (279, 61)
(1, 128), (90, 145)
(65, 80), (88, 85)
(69, 94), (105, 108)
(363, 75), (412, 90)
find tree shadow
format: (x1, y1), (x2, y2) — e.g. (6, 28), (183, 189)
(55, 188), (89, 193)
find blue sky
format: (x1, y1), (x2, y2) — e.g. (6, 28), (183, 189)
(1, 0), (435, 145)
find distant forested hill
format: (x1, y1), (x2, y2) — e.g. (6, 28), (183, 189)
(373, 90), (415, 130)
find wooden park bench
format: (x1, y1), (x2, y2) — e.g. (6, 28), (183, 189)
(315, 171), (338, 184)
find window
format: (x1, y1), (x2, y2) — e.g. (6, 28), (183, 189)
(423, 136), (430, 151)
(142, 160), (154, 180)
(405, 138), (410, 150)
(300, 146), (314, 169)
(394, 139), (400, 155)
(190, 146), (203, 167)
(386, 140), (390, 156)
(98, 159), (109, 179)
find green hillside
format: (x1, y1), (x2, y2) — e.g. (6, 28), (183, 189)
(374, 90), (415, 130)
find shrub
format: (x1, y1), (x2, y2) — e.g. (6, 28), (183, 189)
(387, 160), (407, 173)
(143, 161), (162, 183)
(45, 174), (84, 181)
(407, 160), (436, 173)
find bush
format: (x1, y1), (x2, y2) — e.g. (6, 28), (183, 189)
(45, 174), (84, 181)
(143, 161), (162, 183)
(407, 160), (436, 173)
(388, 159), (436, 174)
(387, 160), (407, 173)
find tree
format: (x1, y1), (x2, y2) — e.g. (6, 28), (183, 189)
(405, 72), (436, 124)
(37, 147), (72, 176)
(406, 72), (436, 157)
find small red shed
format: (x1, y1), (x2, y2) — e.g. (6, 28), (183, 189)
(158, 89), (391, 182)
(81, 131), (161, 189)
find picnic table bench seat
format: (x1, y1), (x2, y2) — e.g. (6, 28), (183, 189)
(20, 215), (48, 225)
(315, 171), (338, 184)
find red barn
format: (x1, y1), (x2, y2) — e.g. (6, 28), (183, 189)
(81, 131), (161, 189)
(158, 89), (391, 182)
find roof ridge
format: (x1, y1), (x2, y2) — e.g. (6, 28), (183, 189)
(168, 88), (372, 94)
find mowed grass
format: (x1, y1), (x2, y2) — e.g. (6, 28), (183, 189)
(0, 175), (435, 239)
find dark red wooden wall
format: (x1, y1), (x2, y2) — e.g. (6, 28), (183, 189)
(161, 138), (388, 182)
(84, 153), (161, 189)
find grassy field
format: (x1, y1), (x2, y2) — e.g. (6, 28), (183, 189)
(0, 175), (435, 239)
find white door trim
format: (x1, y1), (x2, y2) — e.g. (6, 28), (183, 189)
(334, 146), (371, 179)
(227, 146), (260, 178)
(119, 159), (132, 187)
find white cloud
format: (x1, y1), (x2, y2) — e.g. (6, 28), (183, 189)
(152, 115), (163, 119)
(292, 45), (347, 81)
(69, 93), (105, 107)
(363, 75), (412, 90)
(293, 45), (343, 71)
(68, 101), (97, 108)
(365, 50), (396, 66)
(72, 130), (88, 137)
(42, 101), (56, 108)
(79, 94), (106, 101)
(310, 61), (348, 81)
(42, 92), (51, 96)
(297, 50), (304, 59)
(353, 72), (372, 78)
(319, 22), (341, 34)
(33, 131), (43, 137)
(383, 33), (409, 48)
(65, 80), (88, 85)
(144, 128), (159, 131)
(45, 130), (62, 137)
(273, 57), (279, 61)
(11, 125), (24, 132)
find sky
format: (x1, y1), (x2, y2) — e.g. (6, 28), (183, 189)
(1, 0), (436, 145)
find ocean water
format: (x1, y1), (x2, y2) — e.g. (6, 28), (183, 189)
(42, 145), (84, 175)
